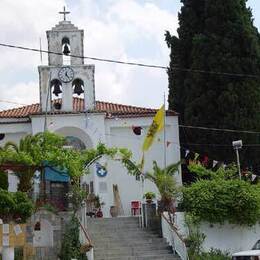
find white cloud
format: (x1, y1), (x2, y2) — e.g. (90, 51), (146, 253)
(0, 81), (39, 110)
(0, 0), (178, 111)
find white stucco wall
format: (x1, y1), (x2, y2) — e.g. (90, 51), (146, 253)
(173, 212), (260, 255)
(83, 115), (181, 217)
(200, 222), (260, 254)
(0, 122), (32, 146)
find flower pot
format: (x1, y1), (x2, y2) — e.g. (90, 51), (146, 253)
(146, 199), (153, 204)
(110, 206), (119, 217)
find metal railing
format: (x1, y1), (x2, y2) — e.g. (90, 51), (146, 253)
(161, 212), (189, 260)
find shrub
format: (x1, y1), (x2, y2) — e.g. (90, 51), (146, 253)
(0, 189), (34, 223)
(192, 249), (230, 260)
(182, 179), (260, 226)
(59, 216), (87, 260)
(0, 171), (8, 190)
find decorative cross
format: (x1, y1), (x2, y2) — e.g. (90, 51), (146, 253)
(59, 6), (70, 21)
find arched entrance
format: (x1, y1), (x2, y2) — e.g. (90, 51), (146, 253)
(55, 126), (93, 149)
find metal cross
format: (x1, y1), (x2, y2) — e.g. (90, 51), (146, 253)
(59, 6), (70, 21)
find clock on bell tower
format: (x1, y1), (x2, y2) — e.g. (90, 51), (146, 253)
(38, 6), (95, 112)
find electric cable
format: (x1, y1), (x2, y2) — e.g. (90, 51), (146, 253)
(1, 42), (260, 78)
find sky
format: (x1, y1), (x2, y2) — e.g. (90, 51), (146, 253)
(0, 0), (259, 111)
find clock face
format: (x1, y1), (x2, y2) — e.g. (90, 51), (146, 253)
(58, 67), (74, 83)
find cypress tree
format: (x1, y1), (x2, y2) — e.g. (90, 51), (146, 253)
(166, 0), (260, 167)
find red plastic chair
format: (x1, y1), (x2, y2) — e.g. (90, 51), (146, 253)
(131, 201), (141, 216)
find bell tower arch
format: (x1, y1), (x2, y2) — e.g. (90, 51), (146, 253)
(38, 6), (95, 113)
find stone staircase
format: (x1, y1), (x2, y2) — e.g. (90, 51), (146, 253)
(87, 217), (180, 260)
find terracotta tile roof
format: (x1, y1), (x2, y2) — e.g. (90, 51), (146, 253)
(0, 98), (177, 119)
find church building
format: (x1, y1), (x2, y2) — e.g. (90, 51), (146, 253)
(0, 10), (181, 217)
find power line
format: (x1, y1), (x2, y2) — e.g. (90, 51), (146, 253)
(1, 42), (260, 79)
(0, 43), (166, 70)
(179, 125), (260, 135)
(0, 99), (29, 106)
(183, 142), (260, 147)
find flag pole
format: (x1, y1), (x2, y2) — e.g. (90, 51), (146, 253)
(163, 93), (166, 170)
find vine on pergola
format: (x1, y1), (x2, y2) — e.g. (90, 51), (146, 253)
(0, 132), (139, 191)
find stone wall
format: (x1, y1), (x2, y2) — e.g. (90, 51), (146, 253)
(27, 209), (72, 260)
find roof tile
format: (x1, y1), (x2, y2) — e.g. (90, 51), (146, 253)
(0, 98), (177, 119)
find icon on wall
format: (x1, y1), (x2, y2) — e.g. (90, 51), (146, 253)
(96, 162), (107, 178)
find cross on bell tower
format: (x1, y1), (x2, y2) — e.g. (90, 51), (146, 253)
(59, 6), (70, 21)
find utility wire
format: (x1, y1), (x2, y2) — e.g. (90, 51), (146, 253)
(0, 99), (29, 106)
(0, 43), (166, 70)
(1, 42), (260, 78)
(1, 97), (260, 136)
(179, 125), (260, 135)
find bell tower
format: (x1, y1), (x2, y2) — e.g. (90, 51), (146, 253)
(38, 6), (95, 112)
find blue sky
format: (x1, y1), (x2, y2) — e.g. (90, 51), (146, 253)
(0, 0), (259, 111)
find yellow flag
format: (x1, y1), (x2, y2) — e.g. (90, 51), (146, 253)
(142, 105), (165, 151)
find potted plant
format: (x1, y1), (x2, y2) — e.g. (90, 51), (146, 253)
(143, 191), (156, 204)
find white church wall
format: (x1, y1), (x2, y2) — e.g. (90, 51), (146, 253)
(31, 113), (106, 148)
(95, 115), (181, 217)
(0, 130), (31, 147)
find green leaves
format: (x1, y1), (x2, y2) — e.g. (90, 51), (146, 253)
(0, 132), (135, 188)
(59, 216), (87, 260)
(0, 189), (34, 223)
(145, 161), (180, 201)
(182, 178), (260, 226)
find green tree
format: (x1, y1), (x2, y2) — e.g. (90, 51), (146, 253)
(166, 0), (260, 166)
(145, 161), (180, 222)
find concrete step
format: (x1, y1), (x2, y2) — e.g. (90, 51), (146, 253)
(91, 234), (161, 240)
(88, 217), (139, 223)
(87, 217), (180, 260)
(94, 249), (172, 256)
(90, 238), (168, 245)
(95, 255), (179, 260)
(94, 244), (171, 251)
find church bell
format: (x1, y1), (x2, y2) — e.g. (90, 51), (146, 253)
(53, 83), (62, 96)
(74, 82), (84, 95)
(63, 43), (70, 56)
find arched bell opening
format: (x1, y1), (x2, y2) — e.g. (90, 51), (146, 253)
(50, 79), (62, 110)
(62, 37), (71, 65)
(72, 78), (85, 100)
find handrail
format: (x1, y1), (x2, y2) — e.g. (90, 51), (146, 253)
(161, 212), (189, 260)
(78, 219), (93, 247)
(161, 213), (186, 243)
(77, 208), (94, 260)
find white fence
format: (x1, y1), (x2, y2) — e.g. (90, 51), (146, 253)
(161, 212), (189, 260)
